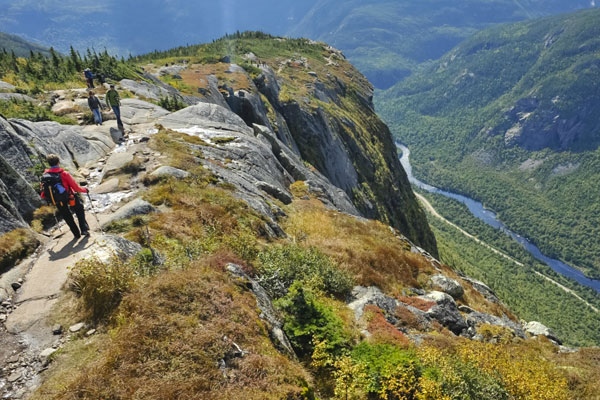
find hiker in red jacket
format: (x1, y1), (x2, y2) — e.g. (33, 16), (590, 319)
(41, 154), (90, 239)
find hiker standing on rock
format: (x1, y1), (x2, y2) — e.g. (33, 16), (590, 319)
(87, 91), (104, 126)
(40, 154), (90, 239)
(106, 84), (124, 130)
(84, 68), (94, 88)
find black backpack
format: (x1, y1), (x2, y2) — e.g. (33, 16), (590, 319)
(41, 172), (69, 206)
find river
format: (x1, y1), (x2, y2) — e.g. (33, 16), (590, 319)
(397, 144), (600, 293)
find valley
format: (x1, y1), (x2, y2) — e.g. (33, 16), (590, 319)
(376, 7), (600, 280)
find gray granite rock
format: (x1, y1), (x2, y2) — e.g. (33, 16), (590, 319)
(0, 80), (16, 90)
(463, 277), (500, 303)
(525, 321), (562, 344)
(150, 166), (190, 179)
(102, 199), (157, 228)
(0, 93), (35, 102)
(119, 79), (172, 101)
(159, 103), (253, 134)
(419, 291), (467, 335)
(120, 98), (170, 125)
(226, 263), (296, 358)
(430, 274), (464, 299)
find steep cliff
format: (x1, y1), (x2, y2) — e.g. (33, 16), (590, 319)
(134, 33), (436, 255)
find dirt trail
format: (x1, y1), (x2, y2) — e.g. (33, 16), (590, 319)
(0, 114), (151, 398)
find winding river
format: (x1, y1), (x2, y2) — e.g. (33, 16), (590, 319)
(397, 144), (600, 293)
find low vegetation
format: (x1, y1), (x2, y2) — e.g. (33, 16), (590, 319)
(0, 47), (140, 92)
(0, 98), (76, 124)
(0, 228), (39, 273)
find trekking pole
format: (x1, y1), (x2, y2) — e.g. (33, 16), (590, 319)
(86, 191), (104, 233)
(52, 208), (63, 236)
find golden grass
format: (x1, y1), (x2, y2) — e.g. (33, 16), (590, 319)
(0, 228), (39, 272)
(37, 264), (311, 400)
(284, 199), (435, 294)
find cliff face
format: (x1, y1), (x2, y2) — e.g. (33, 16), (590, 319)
(189, 40), (437, 255)
(0, 37), (436, 255)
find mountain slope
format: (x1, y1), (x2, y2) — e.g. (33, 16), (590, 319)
(376, 8), (600, 277)
(1, 34), (600, 399)
(288, 0), (593, 88)
(0, 32), (50, 57)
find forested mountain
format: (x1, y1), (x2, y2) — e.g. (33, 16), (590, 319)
(289, 0), (593, 88)
(376, 8), (600, 278)
(0, 0), (593, 89)
(0, 32), (50, 57)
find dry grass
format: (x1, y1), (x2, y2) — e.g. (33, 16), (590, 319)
(284, 199), (436, 294)
(38, 264), (311, 400)
(363, 305), (410, 346)
(0, 228), (39, 272)
(396, 296), (436, 312)
(179, 63), (252, 94)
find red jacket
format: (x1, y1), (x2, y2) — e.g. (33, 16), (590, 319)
(40, 167), (88, 199)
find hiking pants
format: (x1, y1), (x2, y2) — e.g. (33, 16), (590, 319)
(57, 195), (89, 237)
(92, 108), (103, 125)
(112, 106), (123, 127)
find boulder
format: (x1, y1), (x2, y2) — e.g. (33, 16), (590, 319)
(348, 286), (398, 320)
(119, 79), (172, 101)
(150, 166), (190, 179)
(419, 291), (467, 335)
(51, 100), (80, 115)
(430, 274), (464, 299)
(0, 80), (16, 90)
(348, 286), (431, 332)
(92, 177), (120, 194)
(120, 98), (170, 125)
(157, 65), (186, 77)
(69, 322), (85, 333)
(102, 151), (134, 177)
(102, 199), (157, 228)
(465, 311), (526, 339)
(463, 277), (500, 303)
(83, 234), (143, 263)
(525, 321), (562, 344)
(0, 93), (35, 102)
(158, 103), (253, 135)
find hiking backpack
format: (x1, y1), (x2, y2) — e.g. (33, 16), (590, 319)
(41, 172), (69, 206)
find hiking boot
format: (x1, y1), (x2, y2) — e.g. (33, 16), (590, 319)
(81, 230), (91, 236)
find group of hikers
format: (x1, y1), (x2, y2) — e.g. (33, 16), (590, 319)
(84, 69), (124, 128)
(38, 70), (128, 240)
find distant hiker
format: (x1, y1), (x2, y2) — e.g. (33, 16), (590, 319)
(97, 72), (106, 85)
(105, 84), (123, 129)
(84, 68), (94, 88)
(87, 91), (104, 126)
(40, 154), (90, 239)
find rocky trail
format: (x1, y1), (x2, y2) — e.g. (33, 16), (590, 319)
(0, 88), (166, 398)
